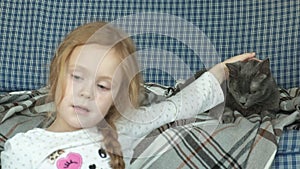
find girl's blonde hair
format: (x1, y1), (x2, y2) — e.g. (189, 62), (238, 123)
(48, 21), (142, 169)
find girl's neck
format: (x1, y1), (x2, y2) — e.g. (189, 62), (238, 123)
(47, 118), (82, 132)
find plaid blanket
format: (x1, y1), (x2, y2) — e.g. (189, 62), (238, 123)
(130, 87), (300, 169)
(0, 87), (54, 154)
(130, 111), (299, 169)
(0, 86), (300, 168)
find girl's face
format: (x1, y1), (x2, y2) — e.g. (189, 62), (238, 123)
(49, 44), (122, 132)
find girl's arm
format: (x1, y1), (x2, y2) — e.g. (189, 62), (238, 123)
(117, 53), (256, 137)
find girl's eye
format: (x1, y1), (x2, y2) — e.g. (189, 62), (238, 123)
(71, 74), (83, 80)
(97, 84), (110, 90)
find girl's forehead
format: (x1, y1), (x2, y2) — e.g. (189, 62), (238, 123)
(70, 45), (120, 64)
(69, 44), (122, 76)
(71, 44), (120, 62)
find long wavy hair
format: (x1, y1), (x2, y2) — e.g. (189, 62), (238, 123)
(48, 21), (142, 169)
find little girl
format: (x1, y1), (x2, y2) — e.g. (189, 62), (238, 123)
(1, 21), (256, 169)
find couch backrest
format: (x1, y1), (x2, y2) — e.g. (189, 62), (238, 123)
(1, 0), (299, 92)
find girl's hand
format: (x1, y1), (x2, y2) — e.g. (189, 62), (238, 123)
(221, 52), (260, 79)
(209, 52), (258, 84)
(222, 52), (257, 64)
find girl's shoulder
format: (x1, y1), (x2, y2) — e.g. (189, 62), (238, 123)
(8, 128), (44, 139)
(5, 128), (47, 147)
(3, 128), (47, 160)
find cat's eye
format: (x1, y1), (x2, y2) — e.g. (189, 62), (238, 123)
(250, 90), (257, 94)
(233, 88), (239, 93)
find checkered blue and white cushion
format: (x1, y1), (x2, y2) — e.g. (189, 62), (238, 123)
(1, 0), (299, 92)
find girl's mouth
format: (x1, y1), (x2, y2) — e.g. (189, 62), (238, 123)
(73, 105), (89, 115)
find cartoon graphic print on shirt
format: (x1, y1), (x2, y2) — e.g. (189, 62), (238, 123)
(56, 152), (82, 169)
(88, 148), (108, 169)
(47, 148), (108, 169)
(89, 164), (96, 169)
(98, 148), (107, 158)
(48, 150), (65, 164)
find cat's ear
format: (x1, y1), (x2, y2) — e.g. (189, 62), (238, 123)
(258, 58), (271, 75)
(255, 58), (270, 82)
(226, 62), (240, 78)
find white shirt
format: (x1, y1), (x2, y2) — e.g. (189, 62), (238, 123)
(1, 72), (224, 169)
(1, 127), (109, 169)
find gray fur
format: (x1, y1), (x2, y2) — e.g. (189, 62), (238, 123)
(223, 59), (280, 123)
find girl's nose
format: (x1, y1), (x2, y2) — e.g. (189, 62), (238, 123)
(80, 91), (92, 99)
(79, 84), (94, 99)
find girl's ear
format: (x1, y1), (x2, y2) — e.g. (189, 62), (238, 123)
(258, 58), (271, 75)
(226, 62), (240, 78)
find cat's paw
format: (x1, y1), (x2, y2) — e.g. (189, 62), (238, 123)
(222, 108), (235, 123)
(260, 110), (276, 120)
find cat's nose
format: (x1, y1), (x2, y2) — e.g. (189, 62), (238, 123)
(239, 97), (247, 105)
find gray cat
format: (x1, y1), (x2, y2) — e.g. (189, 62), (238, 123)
(223, 58), (280, 123)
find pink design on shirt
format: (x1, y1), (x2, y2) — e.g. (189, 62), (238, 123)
(56, 152), (82, 169)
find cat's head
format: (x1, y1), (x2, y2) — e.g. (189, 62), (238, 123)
(225, 58), (273, 109)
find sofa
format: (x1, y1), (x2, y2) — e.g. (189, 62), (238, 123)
(0, 1), (300, 168)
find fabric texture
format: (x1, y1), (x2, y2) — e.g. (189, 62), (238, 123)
(1, 128), (109, 169)
(130, 81), (300, 169)
(1, 0), (299, 91)
(0, 72), (224, 168)
(130, 111), (299, 169)
(272, 129), (300, 168)
(1, 82), (300, 168)
(0, 1), (300, 169)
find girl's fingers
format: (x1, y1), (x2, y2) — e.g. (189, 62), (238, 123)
(238, 52), (256, 61)
(223, 52), (256, 64)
